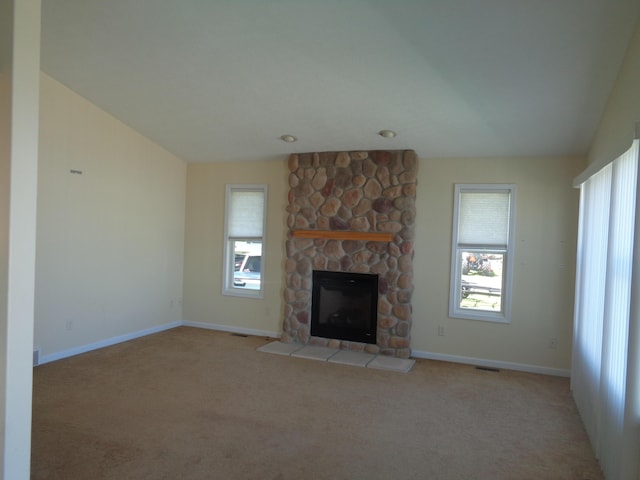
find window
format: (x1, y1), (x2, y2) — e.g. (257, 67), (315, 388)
(223, 185), (267, 298)
(449, 184), (516, 322)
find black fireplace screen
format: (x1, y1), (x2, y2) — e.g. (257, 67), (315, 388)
(311, 270), (378, 344)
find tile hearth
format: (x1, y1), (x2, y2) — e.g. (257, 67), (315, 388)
(257, 341), (415, 373)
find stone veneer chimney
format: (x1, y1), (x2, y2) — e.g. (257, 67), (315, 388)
(282, 150), (418, 358)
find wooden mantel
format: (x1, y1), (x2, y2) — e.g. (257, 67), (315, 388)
(292, 230), (393, 242)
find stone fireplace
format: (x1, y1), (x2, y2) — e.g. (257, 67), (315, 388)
(282, 150), (418, 358)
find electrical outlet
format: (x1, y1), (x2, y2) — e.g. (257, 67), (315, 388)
(65, 320), (74, 331)
(438, 325), (445, 336)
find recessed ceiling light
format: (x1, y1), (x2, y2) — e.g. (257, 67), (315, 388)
(378, 129), (397, 138)
(280, 134), (298, 143)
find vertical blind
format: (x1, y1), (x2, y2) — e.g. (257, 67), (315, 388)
(572, 164), (611, 444)
(572, 139), (640, 480)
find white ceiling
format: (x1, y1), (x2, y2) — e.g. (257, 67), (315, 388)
(40, 0), (640, 163)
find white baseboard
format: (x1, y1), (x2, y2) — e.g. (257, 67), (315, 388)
(410, 349), (570, 377)
(182, 320), (281, 339)
(36, 321), (565, 378)
(38, 321), (183, 365)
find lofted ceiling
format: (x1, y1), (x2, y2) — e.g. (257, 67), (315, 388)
(41, 0), (640, 163)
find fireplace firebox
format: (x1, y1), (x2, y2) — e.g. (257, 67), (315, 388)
(311, 270), (378, 344)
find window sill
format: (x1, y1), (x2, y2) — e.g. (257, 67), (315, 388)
(222, 288), (264, 299)
(449, 310), (510, 324)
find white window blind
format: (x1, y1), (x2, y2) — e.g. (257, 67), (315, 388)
(572, 165), (610, 442)
(572, 138), (640, 480)
(458, 191), (510, 246)
(599, 146), (637, 478)
(228, 190), (265, 238)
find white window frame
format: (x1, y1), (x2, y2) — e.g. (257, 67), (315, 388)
(449, 184), (516, 323)
(222, 184), (268, 299)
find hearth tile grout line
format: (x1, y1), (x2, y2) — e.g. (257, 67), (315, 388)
(257, 341), (415, 373)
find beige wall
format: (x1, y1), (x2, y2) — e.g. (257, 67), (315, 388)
(183, 154), (582, 373)
(35, 74), (187, 358)
(183, 161), (286, 335)
(412, 156), (582, 371)
(588, 18), (640, 168)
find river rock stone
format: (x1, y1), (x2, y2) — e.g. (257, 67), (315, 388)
(283, 150), (418, 358)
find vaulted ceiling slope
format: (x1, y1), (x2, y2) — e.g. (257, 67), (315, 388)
(41, 0), (640, 163)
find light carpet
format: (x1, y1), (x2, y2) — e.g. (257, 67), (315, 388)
(31, 327), (603, 480)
